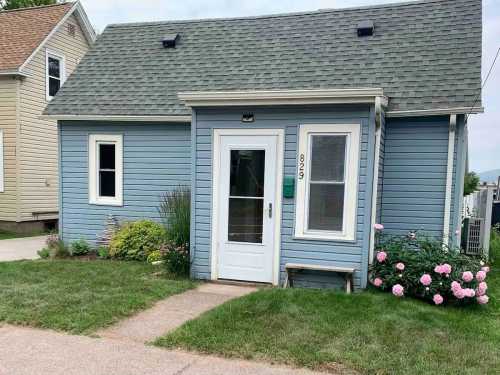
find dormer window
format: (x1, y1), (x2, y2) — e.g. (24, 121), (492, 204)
(46, 50), (65, 101)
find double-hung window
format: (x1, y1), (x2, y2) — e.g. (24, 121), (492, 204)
(46, 50), (65, 101)
(295, 124), (360, 241)
(89, 134), (123, 206)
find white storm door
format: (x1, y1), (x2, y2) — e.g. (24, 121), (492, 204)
(216, 133), (278, 283)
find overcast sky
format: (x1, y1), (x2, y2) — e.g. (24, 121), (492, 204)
(79, 0), (499, 173)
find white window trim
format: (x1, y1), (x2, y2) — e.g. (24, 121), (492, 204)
(0, 129), (4, 193)
(295, 124), (360, 241)
(45, 49), (66, 101)
(89, 134), (123, 206)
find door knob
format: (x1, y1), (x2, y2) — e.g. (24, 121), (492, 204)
(268, 202), (273, 218)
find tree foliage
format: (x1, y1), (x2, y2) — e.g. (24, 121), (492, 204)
(464, 171), (480, 196)
(0, 0), (58, 10)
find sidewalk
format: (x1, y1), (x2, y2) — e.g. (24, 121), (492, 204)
(98, 283), (257, 343)
(0, 324), (327, 375)
(0, 235), (46, 261)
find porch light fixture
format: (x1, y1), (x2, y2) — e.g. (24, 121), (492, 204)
(241, 113), (255, 122)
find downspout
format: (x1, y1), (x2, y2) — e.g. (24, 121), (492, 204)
(189, 110), (197, 276)
(369, 97), (383, 264)
(443, 114), (457, 247)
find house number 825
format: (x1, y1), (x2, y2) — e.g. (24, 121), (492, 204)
(298, 154), (305, 179)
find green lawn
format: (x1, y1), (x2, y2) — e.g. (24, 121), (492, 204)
(157, 265), (499, 374)
(0, 260), (196, 334)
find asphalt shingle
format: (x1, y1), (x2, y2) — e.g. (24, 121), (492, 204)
(45, 0), (482, 116)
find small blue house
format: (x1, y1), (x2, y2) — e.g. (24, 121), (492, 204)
(44, 0), (483, 290)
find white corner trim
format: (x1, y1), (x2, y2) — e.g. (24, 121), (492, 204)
(45, 49), (66, 102)
(88, 134), (123, 206)
(210, 128), (284, 286)
(369, 97), (383, 264)
(294, 123), (360, 242)
(39, 115), (192, 123)
(0, 130), (4, 193)
(179, 88), (386, 107)
(443, 115), (457, 246)
(386, 107), (484, 118)
(18, 1), (96, 74)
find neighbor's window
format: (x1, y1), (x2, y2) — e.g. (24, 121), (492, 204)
(46, 50), (65, 100)
(89, 134), (123, 206)
(295, 124), (360, 241)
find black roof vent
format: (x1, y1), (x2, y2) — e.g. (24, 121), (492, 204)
(162, 33), (180, 48)
(357, 21), (374, 37)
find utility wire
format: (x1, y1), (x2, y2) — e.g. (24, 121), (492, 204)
(467, 46), (500, 121)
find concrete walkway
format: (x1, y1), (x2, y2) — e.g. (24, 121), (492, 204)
(98, 283), (256, 343)
(0, 235), (46, 261)
(0, 325), (326, 375)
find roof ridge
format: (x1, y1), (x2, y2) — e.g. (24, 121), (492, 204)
(107, 0), (446, 28)
(0, 1), (73, 14)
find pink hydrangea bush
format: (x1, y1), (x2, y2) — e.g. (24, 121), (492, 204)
(369, 232), (490, 306)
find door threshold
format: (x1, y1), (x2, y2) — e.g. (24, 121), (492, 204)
(210, 279), (272, 288)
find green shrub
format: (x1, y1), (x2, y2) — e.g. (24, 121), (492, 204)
(163, 242), (190, 277)
(369, 232), (491, 306)
(70, 239), (91, 256)
(109, 220), (166, 261)
(97, 246), (110, 259)
(52, 240), (70, 258)
(37, 247), (51, 259)
(159, 186), (190, 247)
(490, 224), (500, 265)
(42, 234), (70, 259)
(147, 250), (163, 264)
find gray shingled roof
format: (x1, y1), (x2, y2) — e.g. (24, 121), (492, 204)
(45, 0), (482, 116)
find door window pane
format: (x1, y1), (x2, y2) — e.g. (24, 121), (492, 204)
(228, 198), (263, 243)
(308, 184), (344, 231)
(310, 135), (346, 182)
(230, 150), (265, 197)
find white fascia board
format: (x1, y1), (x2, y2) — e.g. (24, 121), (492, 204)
(178, 88), (386, 107)
(386, 107), (484, 118)
(39, 114), (192, 123)
(0, 70), (28, 78)
(18, 1), (96, 74)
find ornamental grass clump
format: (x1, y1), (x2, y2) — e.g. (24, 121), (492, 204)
(369, 228), (491, 306)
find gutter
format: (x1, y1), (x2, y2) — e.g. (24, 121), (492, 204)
(39, 114), (192, 123)
(179, 88), (388, 107)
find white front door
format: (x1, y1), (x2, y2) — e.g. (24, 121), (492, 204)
(214, 131), (281, 283)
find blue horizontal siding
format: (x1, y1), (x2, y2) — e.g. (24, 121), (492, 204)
(59, 121), (191, 245)
(380, 116), (463, 240)
(191, 105), (375, 290)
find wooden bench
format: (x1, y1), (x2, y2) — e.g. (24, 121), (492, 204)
(283, 263), (355, 294)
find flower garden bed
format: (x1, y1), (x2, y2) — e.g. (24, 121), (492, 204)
(370, 228), (491, 306)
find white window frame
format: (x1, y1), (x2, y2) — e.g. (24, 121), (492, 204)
(45, 49), (66, 101)
(0, 129), (4, 193)
(295, 124), (360, 241)
(89, 134), (123, 206)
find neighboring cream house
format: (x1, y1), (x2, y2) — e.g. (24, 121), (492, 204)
(0, 2), (95, 232)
